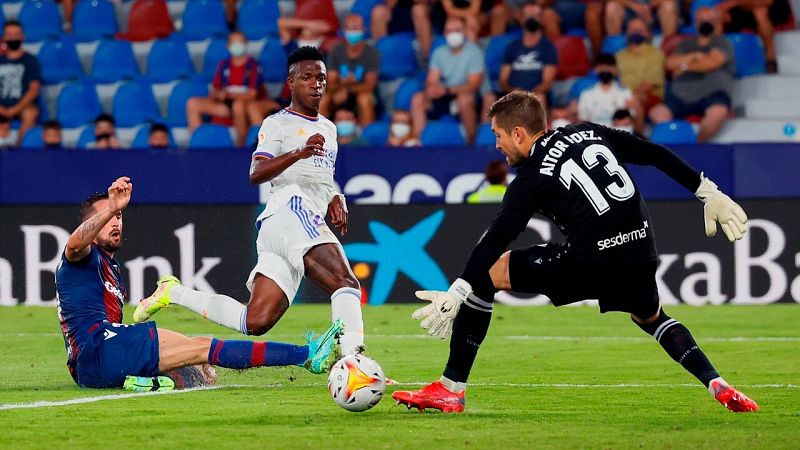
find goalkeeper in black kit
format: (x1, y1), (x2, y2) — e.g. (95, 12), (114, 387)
(392, 91), (758, 413)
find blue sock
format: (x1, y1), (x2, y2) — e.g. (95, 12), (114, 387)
(207, 339), (309, 369)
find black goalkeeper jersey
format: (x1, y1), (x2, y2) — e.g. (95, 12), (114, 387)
(460, 122), (702, 293)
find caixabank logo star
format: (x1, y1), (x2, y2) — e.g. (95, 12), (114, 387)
(344, 211), (449, 305)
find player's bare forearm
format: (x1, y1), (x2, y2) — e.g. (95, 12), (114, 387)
(249, 151), (304, 185)
(65, 208), (116, 261)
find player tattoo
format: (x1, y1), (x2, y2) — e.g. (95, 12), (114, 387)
(75, 212), (108, 242)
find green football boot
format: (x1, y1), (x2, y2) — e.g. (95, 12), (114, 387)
(303, 320), (344, 374)
(132, 275), (181, 323)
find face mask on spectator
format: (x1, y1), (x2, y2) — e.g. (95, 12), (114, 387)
(445, 32), (465, 48)
(96, 132), (113, 141)
(698, 21), (714, 36)
(228, 42), (246, 57)
(5, 40), (21, 51)
(298, 38), (324, 48)
(627, 33), (646, 45)
(597, 71), (615, 84)
(344, 30), (364, 45)
(524, 18), (540, 33)
(336, 120), (356, 137)
(391, 123), (410, 138)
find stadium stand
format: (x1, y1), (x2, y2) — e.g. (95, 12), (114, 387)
(651, 120), (697, 144)
(421, 120), (465, 146)
(0, 0), (795, 148)
(188, 123), (233, 148)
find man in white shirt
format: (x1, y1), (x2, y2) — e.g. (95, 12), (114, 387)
(577, 53), (642, 133)
(135, 47), (365, 357)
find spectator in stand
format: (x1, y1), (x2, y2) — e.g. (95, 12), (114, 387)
(717, 0), (777, 72)
(42, 120), (63, 149)
(0, 115), (16, 147)
(387, 109), (421, 147)
(320, 14), (380, 126)
(186, 32), (279, 147)
(148, 123), (170, 149)
(435, 0), (497, 41)
(57, 0), (76, 32)
(610, 108), (645, 138)
(605, 0), (679, 42)
(577, 53), (642, 131)
(649, 7), (735, 142)
(411, 16), (484, 144)
(467, 160), (508, 204)
(616, 18), (665, 116)
(87, 113), (121, 150)
(371, 0), (434, 57)
(278, 17), (333, 51)
(335, 108), (369, 146)
(483, 2), (557, 120)
(0, 21), (41, 145)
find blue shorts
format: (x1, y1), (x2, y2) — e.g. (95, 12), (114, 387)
(73, 321), (160, 388)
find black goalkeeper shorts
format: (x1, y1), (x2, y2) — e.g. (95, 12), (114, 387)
(508, 243), (660, 318)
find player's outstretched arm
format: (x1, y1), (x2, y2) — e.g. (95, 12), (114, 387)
(65, 176), (132, 262)
(249, 133), (327, 185)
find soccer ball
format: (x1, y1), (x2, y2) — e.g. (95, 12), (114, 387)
(327, 354), (385, 412)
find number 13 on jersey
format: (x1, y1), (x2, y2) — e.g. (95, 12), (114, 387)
(559, 144), (635, 215)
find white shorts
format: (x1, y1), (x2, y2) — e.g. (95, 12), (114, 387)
(246, 196), (340, 303)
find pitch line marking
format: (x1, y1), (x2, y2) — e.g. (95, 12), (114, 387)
(0, 385), (221, 411)
(4, 383), (795, 411)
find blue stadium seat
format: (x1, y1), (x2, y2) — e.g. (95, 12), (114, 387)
(20, 126), (44, 148)
(601, 34), (627, 54)
(131, 124), (176, 149)
(650, 120), (697, 144)
(375, 33), (418, 81)
(73, 0), (117, 42)
(57, 82), (102, 127)
(393, 78), (423, 110)
(189, 124), (233, 148)
(19, 1), (62, 42)
(568, 73), (598, 101)
(180, 0), (228, 41)
(351, 0), (382, 35)
(238, 0), (279, 39)
(421, 120), (464, 146)
(76, 126), (96, 149)
(429, 35), (446, 59)
(91, 39), (139, 83)
(484, 33), (519, 91)
(166, 80), (209, 127)
(245, 125), (260, 147)
(726, 32), (766, 78)
(258, 39), (288, 83)
(146, 38), (194, 82)
(361, 121), (389, 145)
(38, 38), (83, 84)
(112, 82), (160, 127)
(200, 39), (230, 82)
(476, 123), (495, 146)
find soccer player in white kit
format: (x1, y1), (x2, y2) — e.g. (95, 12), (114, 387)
(134, 47), (365, 355)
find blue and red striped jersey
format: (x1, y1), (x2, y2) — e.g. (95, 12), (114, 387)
(55, 244), (126, 369)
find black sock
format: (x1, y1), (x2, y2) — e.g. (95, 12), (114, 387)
(634, 310), (719, 387)
(442, 293), (494, 383)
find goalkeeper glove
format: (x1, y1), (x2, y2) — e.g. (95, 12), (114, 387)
(695, 174), (748, 242)
(412, 278), (472, 340)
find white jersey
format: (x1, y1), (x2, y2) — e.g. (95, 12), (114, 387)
(253, 108), (339, 222)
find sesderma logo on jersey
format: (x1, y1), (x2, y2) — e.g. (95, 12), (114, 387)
(597, 221), (648, 251)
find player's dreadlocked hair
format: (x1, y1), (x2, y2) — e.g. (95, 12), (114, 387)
(287, 46), (326, 77)
(79, 192), (109, 221)
(487, 91), (547, 135)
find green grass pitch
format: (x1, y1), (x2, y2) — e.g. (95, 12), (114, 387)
(1, 304), (799, 449)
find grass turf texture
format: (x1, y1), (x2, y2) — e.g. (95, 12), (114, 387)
(1, 304), (798, 449)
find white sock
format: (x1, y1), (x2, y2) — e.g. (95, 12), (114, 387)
(331, 287), (364, 355)
(440, 376), (467, 394)
(170, 285), (249, 335)
(707, 376), (727, 395)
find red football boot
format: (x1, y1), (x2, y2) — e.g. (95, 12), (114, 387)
(392, 381), (465, 413)
(709, 379), (760, 413)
